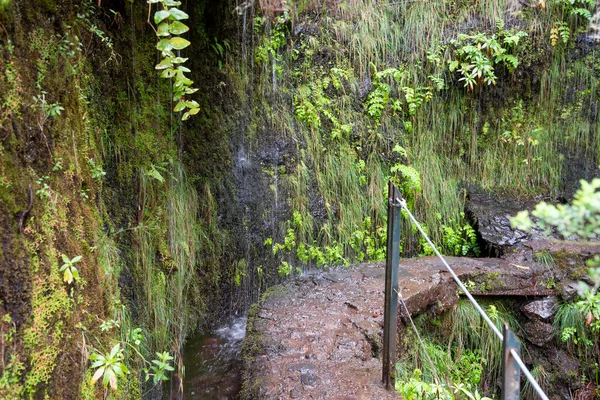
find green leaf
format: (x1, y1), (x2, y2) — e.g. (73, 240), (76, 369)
(181, 111), (191, 121)
(109, 343), (121, 359)
(170, 37), (191, 50)
(156, 39), (173, 52)
(169, 21), (189, 35)
(171, 57), (188, 64)
(146, 167), (165, 183)
(177, 65), (191, 73)
(161, 69), (176, 78)
(187, 107), (200, 116)
(64, 268), (73, 284)
(91, 367), (105, 385)
(169, 7), (189, 20)
(185, 88), (199, 94)
(71, 255), (82, 263)
(62, 254), (70, 263)
(71, 267), (79, 280)
(155, 57), (173, 70)
(154, 10), (170, 25)
(185, 100), (199, 108)
(173, 101), (187, 112)
(163, 0), (182, 5)
(157, 22), (170, 37)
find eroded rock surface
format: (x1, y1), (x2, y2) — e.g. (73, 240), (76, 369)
(521, 297), (558, 321)
(241, 257), (551, 399)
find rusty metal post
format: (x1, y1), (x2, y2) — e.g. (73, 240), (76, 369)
(502, 323), (522, 400)
(383, 181), (401, 390)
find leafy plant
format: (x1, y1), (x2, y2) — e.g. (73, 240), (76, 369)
(35, 176), (51, 199)
(88, 158), (106, 182)
(148, 351), (174, 384)
(511, 178), (600, 239)
(90, 343), (129, 392)
(441, 215), (480, 257)
(550, 0), (596, 45)
(60, 254), (82, 284)
(445, 22), (527, 91)
(148, 0), (199, 120)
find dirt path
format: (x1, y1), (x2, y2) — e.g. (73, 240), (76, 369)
(241, 257), (552, 399)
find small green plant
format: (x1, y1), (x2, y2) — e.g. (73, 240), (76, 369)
(35, 176), (51, 199)
(278, 261), (293, 277)
(60, 254), (82, 284)
(52, 157), (63, 172)
(100, 319), (120, 332)
(88, 158), (106, 181)
(446, 22), (527, 90)
(534, 250), (556, 268)
(128, 328), (143, 347)
(32, 92), (64, 118)
(550, 0), (596, 46)
(147, 351), (175, 384)
(90, 343), (129, 392)
(255, 13), (289, 74)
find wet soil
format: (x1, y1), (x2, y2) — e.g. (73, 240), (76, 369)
(242, 257), (551, 399)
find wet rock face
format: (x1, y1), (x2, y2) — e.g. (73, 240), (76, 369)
(523, 320), (554, 346)
(465, 190), (545, 254)
(521, 297), (558, 322)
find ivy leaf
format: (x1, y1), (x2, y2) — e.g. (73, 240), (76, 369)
(155, 57), (173, 70)
(156, 39), (173, 52)
(173, 101), (187, 112)
(157, 22), (170, 37)
(169, 8), (189, 20)
(154, 10), (170, 25)
(170, 37), (191, 50)
(169, 21), (189, 35)
(160, 68), (176, 78)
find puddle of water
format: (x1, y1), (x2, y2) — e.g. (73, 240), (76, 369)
(173, 317), (247, 399)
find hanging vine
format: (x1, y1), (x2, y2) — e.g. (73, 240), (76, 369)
(148, 0), (200, 120)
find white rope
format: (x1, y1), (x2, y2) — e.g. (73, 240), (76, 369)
(395, 288), (442, 385)
(396, 197), (551, 400)
(396, 198), (503, 341)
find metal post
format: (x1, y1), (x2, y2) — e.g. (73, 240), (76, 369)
(382, 181), (401, 390)
(501, 323), (522, 400)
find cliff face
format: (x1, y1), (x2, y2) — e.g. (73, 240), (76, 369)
(0, 0), (598, 397)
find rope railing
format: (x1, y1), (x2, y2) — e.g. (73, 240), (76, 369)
(382, 181), (550, 400)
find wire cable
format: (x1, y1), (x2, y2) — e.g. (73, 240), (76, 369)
(396, 197), (503, 341)
(395, 196), (551, 400)
(395, 288), (442, 385)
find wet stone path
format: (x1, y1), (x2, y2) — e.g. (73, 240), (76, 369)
(241, 257), (552, 399)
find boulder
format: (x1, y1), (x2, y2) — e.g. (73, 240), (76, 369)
(523, 320), (554, 346)
(521, 297), (558, 321)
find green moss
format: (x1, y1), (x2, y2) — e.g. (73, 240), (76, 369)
(551, 250), (589, 280)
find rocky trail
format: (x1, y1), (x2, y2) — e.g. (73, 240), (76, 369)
(241, 254), (558, 399)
